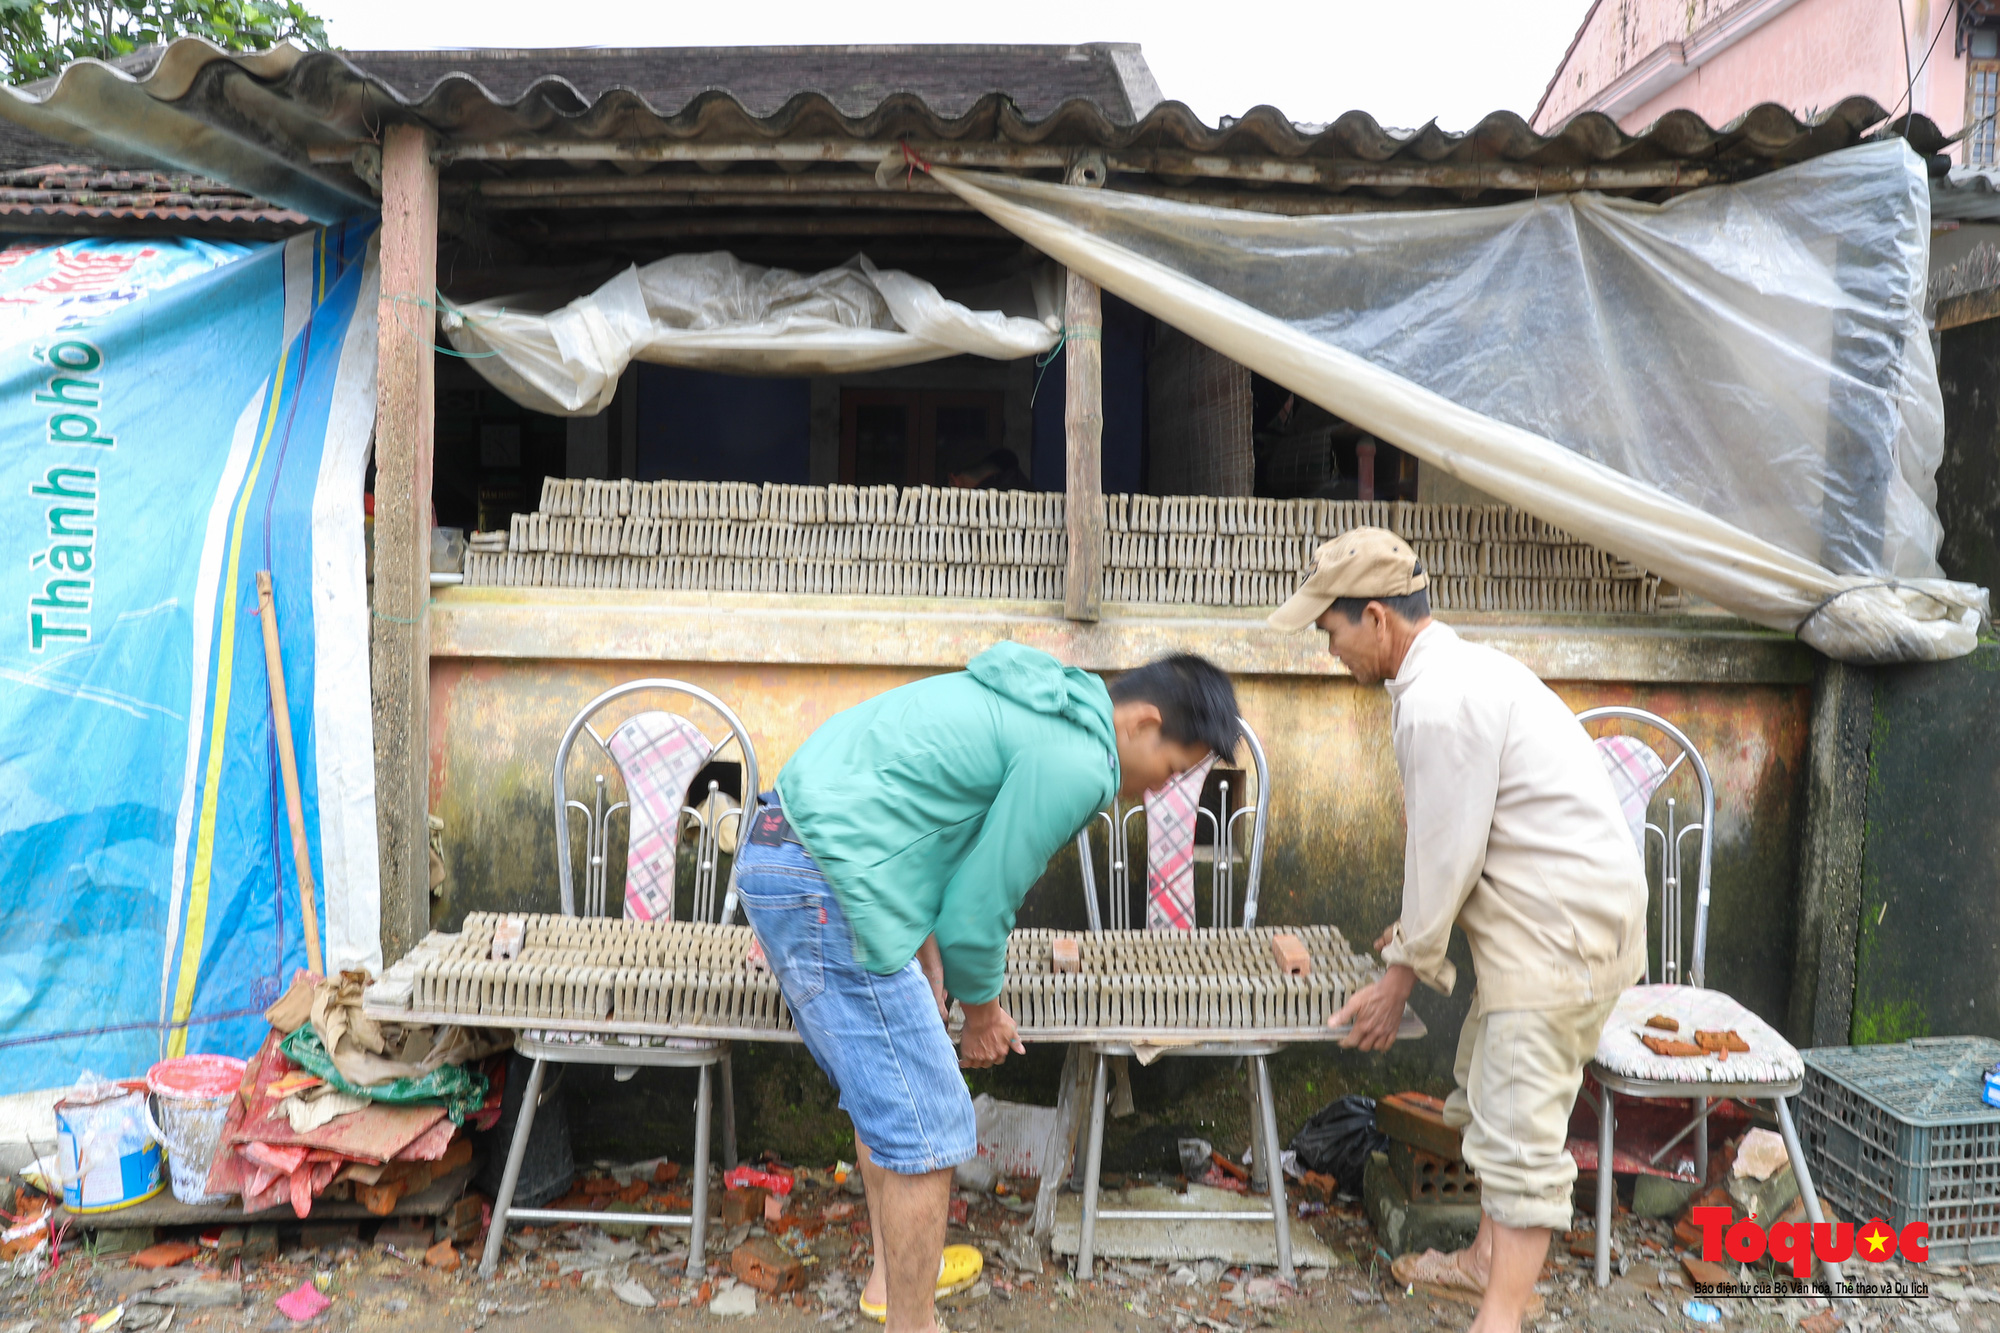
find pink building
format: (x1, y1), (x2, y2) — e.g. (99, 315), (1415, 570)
(1534, 0), (1995, 165)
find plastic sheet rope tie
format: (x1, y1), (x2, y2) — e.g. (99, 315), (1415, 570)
(386, 290), (503, 358)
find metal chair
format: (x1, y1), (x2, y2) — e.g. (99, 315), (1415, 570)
(1062, 719), (1295, 1282)
(1576, 706), (1843, 1290)
(480, 679), (760, 1279)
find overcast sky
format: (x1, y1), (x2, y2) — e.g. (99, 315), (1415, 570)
(304, 0), (1592, 132)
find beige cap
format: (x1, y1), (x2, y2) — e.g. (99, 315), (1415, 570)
(1267, 526), (1430, 631)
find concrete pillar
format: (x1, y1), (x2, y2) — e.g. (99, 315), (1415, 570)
(371, 124), (439, 966)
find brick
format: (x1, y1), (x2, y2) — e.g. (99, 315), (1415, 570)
(1270, 934), (1310, 977)
(213, 1227), (245, 1267)
(436, 1135), (473, 1173)
(720, 1188), (766, 1227)
(1051, 939), (1080, 974)
(652, 1162), (681, 1185)
(300, 1223), (359, 1250)
(435, 1195), (486, 1246)
(375, 1221), (431, 1254)
(729, 1237), (803, 1294)
(1376, 1091), (1461, 1162)
(424, 1240), (460, 1273)
(358, 1180), (407, 1216)
(1362, 1151), (1479, 1258)
(1632, 1174), (1699, 1219)
(1683, 1257), (1734, 1288)
(130, 1240), (198, 1269)
(1386, 1142), (1478, 1204)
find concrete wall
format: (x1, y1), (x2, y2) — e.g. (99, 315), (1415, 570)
(1937, 316), (2000, 596)
(1536, 0), (1968, 146)
(1849, 644), (2000, 1045)
(424, 590), (1816, 1166)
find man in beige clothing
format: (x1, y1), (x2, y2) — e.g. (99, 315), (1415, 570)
(1270, 528), (1648, 1333)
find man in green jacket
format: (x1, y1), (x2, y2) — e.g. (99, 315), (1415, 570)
(734, 642), (1238, 1333)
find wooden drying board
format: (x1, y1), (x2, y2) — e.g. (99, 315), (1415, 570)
(361, 1002), (1428, 1047)
(58, 1163), (476, 1231)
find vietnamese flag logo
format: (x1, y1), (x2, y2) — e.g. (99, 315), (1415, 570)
(1857, 1218), (1898, 1262)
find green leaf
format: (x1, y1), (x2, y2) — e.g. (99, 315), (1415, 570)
(0, 0), (328, 82)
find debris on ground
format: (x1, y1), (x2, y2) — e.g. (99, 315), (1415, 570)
(0, 1146), (1984, 1333)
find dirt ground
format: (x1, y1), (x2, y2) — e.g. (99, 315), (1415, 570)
(20, 1172), (2000, 1333)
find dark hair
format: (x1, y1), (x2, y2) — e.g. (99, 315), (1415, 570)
(1108, 654), (1241, 758)
(1327, 586), (1432, 625)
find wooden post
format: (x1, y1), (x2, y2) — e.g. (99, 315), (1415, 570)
(256, 570), (324, 978)
(1064, 267), (1104, 621)
(372, 124), (439, 966)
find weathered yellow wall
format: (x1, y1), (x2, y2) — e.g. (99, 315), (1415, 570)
(424, 590), (1813, 1164)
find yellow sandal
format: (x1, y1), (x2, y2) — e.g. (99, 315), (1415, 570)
(857, 1244), (984, 1322)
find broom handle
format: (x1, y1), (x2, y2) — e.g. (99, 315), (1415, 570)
(256, 571), (324, 977)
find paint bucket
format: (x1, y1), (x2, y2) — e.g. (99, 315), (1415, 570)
(54, 1076), (164, 1213)
(146, 1055), (246, 1206)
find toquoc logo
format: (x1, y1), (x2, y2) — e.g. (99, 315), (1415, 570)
(1690, 1207), (1927, 1281)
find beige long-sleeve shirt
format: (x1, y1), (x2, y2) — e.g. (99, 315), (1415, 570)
(1378, 622), (1648, 1013)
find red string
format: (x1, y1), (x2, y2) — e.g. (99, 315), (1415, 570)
(900, 140), (933, 187)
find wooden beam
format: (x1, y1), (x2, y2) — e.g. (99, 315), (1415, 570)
(478, 192), (968, 212)
(372, 123), (439, 966)
(311, 139), (1732, 194)
(1064, 266), (1104, 622)
(528, 215), (1006, 243)
(1935, 284), (2000, 330)
(448, 172), (953, 199)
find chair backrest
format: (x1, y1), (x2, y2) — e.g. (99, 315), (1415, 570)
(1074, 717), (1271, 934)
(1576, 706), (1714, 988)
(552, 679), (761, 926)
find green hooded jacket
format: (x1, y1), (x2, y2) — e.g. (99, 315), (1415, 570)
(775, 641), (1118, 1004)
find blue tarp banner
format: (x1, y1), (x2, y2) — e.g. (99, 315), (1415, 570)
(0, 223), (381, 1092)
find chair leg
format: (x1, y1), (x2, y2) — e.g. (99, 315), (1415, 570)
(1245, 1061), (1268, 1193)
(1596, 1083), (1616, 1289)
(1254, 1056), (1294, 1285)
(1035, 1045), (1088, 1243)
(1076, 1053), (1109, 1281)
(479, 1057), (545, 1279)
(688, 1063), (713, 1276)
(720, 1049), (738, 1170)
(1695, 1097), (1709, 1183)
(1774, 1096), (1845, 1291)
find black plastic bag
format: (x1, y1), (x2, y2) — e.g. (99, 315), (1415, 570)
(1288, 1094), (1389, 1191)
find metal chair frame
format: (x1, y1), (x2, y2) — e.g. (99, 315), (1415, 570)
(1062, 720), (1295, 1282)
(481, 679), (760, 1280)
(1576, 707), (1842, 1292)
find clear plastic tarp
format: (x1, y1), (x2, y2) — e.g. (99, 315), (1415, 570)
(441, 251), (1060, 416)
(926, 141), (1988, 662)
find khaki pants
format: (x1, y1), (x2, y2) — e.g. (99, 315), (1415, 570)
(1442, 993), (1619, 1231)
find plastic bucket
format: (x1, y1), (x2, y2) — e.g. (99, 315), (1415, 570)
(146, 1055), (246, 1206)
(55, 1080), (164, 1213)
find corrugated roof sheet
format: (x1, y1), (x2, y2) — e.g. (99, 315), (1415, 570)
(0, 39), (1946, 226)
(1934, 166), (2000, 222)
(338, 44), (1161, 122)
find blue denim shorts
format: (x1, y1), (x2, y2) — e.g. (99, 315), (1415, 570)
(734, 803), (977, 1175)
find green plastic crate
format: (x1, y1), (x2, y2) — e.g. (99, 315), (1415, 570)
(1796, 1037), (2000, 1265)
